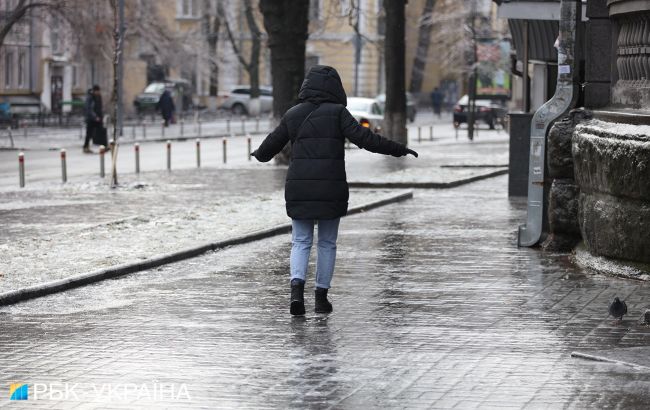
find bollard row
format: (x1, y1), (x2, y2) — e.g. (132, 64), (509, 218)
(15, 136), (254, 187)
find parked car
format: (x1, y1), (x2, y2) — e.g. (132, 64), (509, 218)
(452, 95), (507, 129)
(133, 79), (193, 115)
(219, 86), (273, 115)
(347, 97), (384, 132)
(374, 92), (417, 122)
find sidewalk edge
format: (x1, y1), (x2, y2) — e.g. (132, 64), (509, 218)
(0, 190), (413, 306)
(348, 169), (508, 189)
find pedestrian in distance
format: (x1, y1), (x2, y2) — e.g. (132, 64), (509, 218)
(251, 65), (418, 316)
(431, 86), (443, 119)
(157, 89), (175, 127)
(83, 85), (105, 153)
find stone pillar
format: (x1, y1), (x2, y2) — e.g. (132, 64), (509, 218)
(573, 119), (650, 263)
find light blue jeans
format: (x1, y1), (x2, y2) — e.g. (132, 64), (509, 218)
(290, 218), (341, 289)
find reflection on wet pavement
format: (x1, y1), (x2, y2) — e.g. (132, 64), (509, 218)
(1, 175), (650, 408)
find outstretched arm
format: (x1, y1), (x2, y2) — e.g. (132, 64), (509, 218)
(339, 108), (417, 157)
(252, 117), (290, 162)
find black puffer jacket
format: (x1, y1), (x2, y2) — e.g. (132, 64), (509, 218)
(254, 65), (409, 220)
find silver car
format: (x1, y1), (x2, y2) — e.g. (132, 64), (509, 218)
(346, 97), (384, 132)
(219, 86), (273, 116)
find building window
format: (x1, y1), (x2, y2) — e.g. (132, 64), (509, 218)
(5, 52), (14, 88)
(309, 0), (320, 20)
(177, 0), (199, 18)
(17, 52), (25, 88)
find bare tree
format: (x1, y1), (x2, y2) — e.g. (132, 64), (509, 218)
(259, 0), (309, 164)
(409, 0), (437, 93)
(384, 0), (407, 144)
(219, 0), (262, 115)
(0, 0), (69, 49)
(109, 0), (124, 187)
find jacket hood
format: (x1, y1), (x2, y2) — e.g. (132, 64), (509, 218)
(298, 65), (347, 106)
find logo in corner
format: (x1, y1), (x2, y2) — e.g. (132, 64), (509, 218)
(9, 383), (28, 400)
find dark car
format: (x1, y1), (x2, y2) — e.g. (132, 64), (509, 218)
(133, 79), (193, 115)
(453, 95), (507, 129)
(375, 92), (417, 122)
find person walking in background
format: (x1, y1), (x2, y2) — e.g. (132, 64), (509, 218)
(251, 65), (418, 316)
(83, 85), (103, 154)
(431, 86), (443, 119)
(157, 89), (175, 127)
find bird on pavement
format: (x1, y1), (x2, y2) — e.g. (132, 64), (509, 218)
(609, 297), (627, 321)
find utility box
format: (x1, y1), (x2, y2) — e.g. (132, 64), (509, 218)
(508, 112), (533, 197)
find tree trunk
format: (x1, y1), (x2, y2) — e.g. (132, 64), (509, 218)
(203, 0), (220, 112)
(409, 0), (436, 93)
(259, 0), (309, 164)
(384, 0), (408, 145)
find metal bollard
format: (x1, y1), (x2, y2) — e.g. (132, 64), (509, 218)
(255, 116), (260, 132)
(198, 119), (202, 137)
(60, 149), (67, 183)
(247, 135), (252, 161)
(99, 145), (106, 177)
(222, 137), (227, 164)
(429, 125), (433, 141)
(418, 126), (421, 143)
(18, 152), (25, 188)
(196, 138), (201, 168)
(134, 143), (140, 174)
(180, 119), (184, 137)
(241, 116), (246, 133)
(166, 140), (171, 171)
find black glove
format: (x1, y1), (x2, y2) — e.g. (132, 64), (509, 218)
(405, 148), (418, 158)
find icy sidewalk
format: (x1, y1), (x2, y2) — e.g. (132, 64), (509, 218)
(0, 125), (509, 293)
(0, 167), (407, 293)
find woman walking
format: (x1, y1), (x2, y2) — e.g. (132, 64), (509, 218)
(252, 65), (418, 316)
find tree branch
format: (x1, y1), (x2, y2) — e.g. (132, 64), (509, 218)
(218, 2), (250, 71)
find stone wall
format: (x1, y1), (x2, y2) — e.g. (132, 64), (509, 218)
(543, 110), (590, 251)
(572, 119), (650, 263)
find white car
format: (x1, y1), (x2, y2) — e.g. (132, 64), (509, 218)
(219, 86), (273, 116)
(346, 97), (384, 132)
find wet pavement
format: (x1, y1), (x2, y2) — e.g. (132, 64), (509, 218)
(2, 175), (650, 408)
(0, 124), (508, 291)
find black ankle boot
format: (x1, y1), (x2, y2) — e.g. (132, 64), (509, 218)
(314, 287), (333, 313)
(290, 279), (305, 316)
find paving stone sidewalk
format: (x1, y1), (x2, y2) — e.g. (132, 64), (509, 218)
(1, 175), (649, 409)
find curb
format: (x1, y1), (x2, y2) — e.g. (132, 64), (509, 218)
(348, 169), (508, 189)
(0, 191), (413, 306)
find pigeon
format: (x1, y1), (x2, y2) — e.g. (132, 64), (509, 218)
(609, 297), (627, 320)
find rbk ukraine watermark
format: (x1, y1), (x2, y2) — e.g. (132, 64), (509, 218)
(8, 382), (191, 402)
